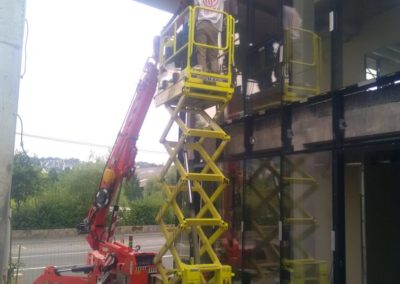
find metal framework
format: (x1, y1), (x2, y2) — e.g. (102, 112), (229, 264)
(154, 6), (236, 283)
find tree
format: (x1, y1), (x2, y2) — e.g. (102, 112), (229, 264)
(48, 168), (59, 183)
(11, 152), (43, 211)
(165, 166), (177, 184)
(57, 160), (105, 214)
(123, 174), (142, 201)
(143, 177), (162, 197)
(12, 159), (106, 229)
(142, 167), (177, 197)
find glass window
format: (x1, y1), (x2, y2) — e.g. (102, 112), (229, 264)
(282, 0), (331, 102)
(281, 152), (332, 284)
(232, 0), (332, 118)
(343, 0), (400, 86)
(219, 161), (244, 281)
(246, 0), (282, 115)
(244, 157), (281, 283)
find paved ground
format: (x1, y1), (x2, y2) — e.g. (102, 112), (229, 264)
(11, 232), (171, 284)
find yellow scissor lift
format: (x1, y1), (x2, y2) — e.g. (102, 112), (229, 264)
(153, 6), (235, 284)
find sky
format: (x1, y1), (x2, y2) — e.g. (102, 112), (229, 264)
(16, 0), (173, 164)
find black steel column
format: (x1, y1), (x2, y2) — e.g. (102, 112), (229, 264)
(331, 0), (346, 282)
(240, 1), (255, 283)
(242, 0), (255, 115)
(279, 104), (293, 282)
(278, 1), (292, 281)
(246, 0), (255, 47)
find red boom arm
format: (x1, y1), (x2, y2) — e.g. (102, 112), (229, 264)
(78, 58), (158, 250)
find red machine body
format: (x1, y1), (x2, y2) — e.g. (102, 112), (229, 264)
(34, 58), (159, 284)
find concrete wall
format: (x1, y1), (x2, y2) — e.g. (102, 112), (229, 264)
(292, 100), (332, 151)
(225, 82), (400, 155)
(253, 113), (281, 151)
(345, 85), (400, 138)
(225, 122), (245, 156)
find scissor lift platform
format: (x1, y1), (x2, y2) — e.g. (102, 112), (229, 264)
(154, 70), (234, 109)
(153, 5), (236, 283)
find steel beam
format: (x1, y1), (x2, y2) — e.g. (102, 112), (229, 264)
(331, 0), (346, 282)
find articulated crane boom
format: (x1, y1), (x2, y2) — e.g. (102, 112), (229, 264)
(34, 58), (159, 284)
(80, 58), (158, 250)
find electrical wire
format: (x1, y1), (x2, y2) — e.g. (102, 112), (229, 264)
(16, 114), (27, 156)
(14, 131), (166, 154)
(20, 19), (29, 79)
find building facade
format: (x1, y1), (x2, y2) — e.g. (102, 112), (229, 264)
(220, 0), (400, 283)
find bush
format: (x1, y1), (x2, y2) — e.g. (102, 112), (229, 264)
(11, 161), (104, 230)
(126, 192), (174, 225)
(11, 192), (86, 229)
(10, 155), (175, 229)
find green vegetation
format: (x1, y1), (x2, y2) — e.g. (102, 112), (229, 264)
(10, 152), (173, 230)
(11, 153), (44, 211)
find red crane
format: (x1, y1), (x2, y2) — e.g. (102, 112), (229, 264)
(34, 58), (159, 284)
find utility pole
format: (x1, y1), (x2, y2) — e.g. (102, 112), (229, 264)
(0, 0), (27, 283)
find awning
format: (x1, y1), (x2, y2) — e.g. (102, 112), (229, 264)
(133, 0), (180, 13)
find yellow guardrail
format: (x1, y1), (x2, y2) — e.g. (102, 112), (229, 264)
(283, 27), (322, 102)
(159, 6), (235, 87)
(159, 6), (191, 68)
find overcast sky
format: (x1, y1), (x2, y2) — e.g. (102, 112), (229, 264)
(16, 0), (172, 163)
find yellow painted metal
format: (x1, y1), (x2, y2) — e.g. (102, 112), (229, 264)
(102, 168), (115, 184)
(283, 27), (322, 103)
(154, 5), (235, 284)
(283, 259), (329, 284)
(155, 5), (235, 109)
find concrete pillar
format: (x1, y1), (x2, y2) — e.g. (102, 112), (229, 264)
(0, 0), (27, 282)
